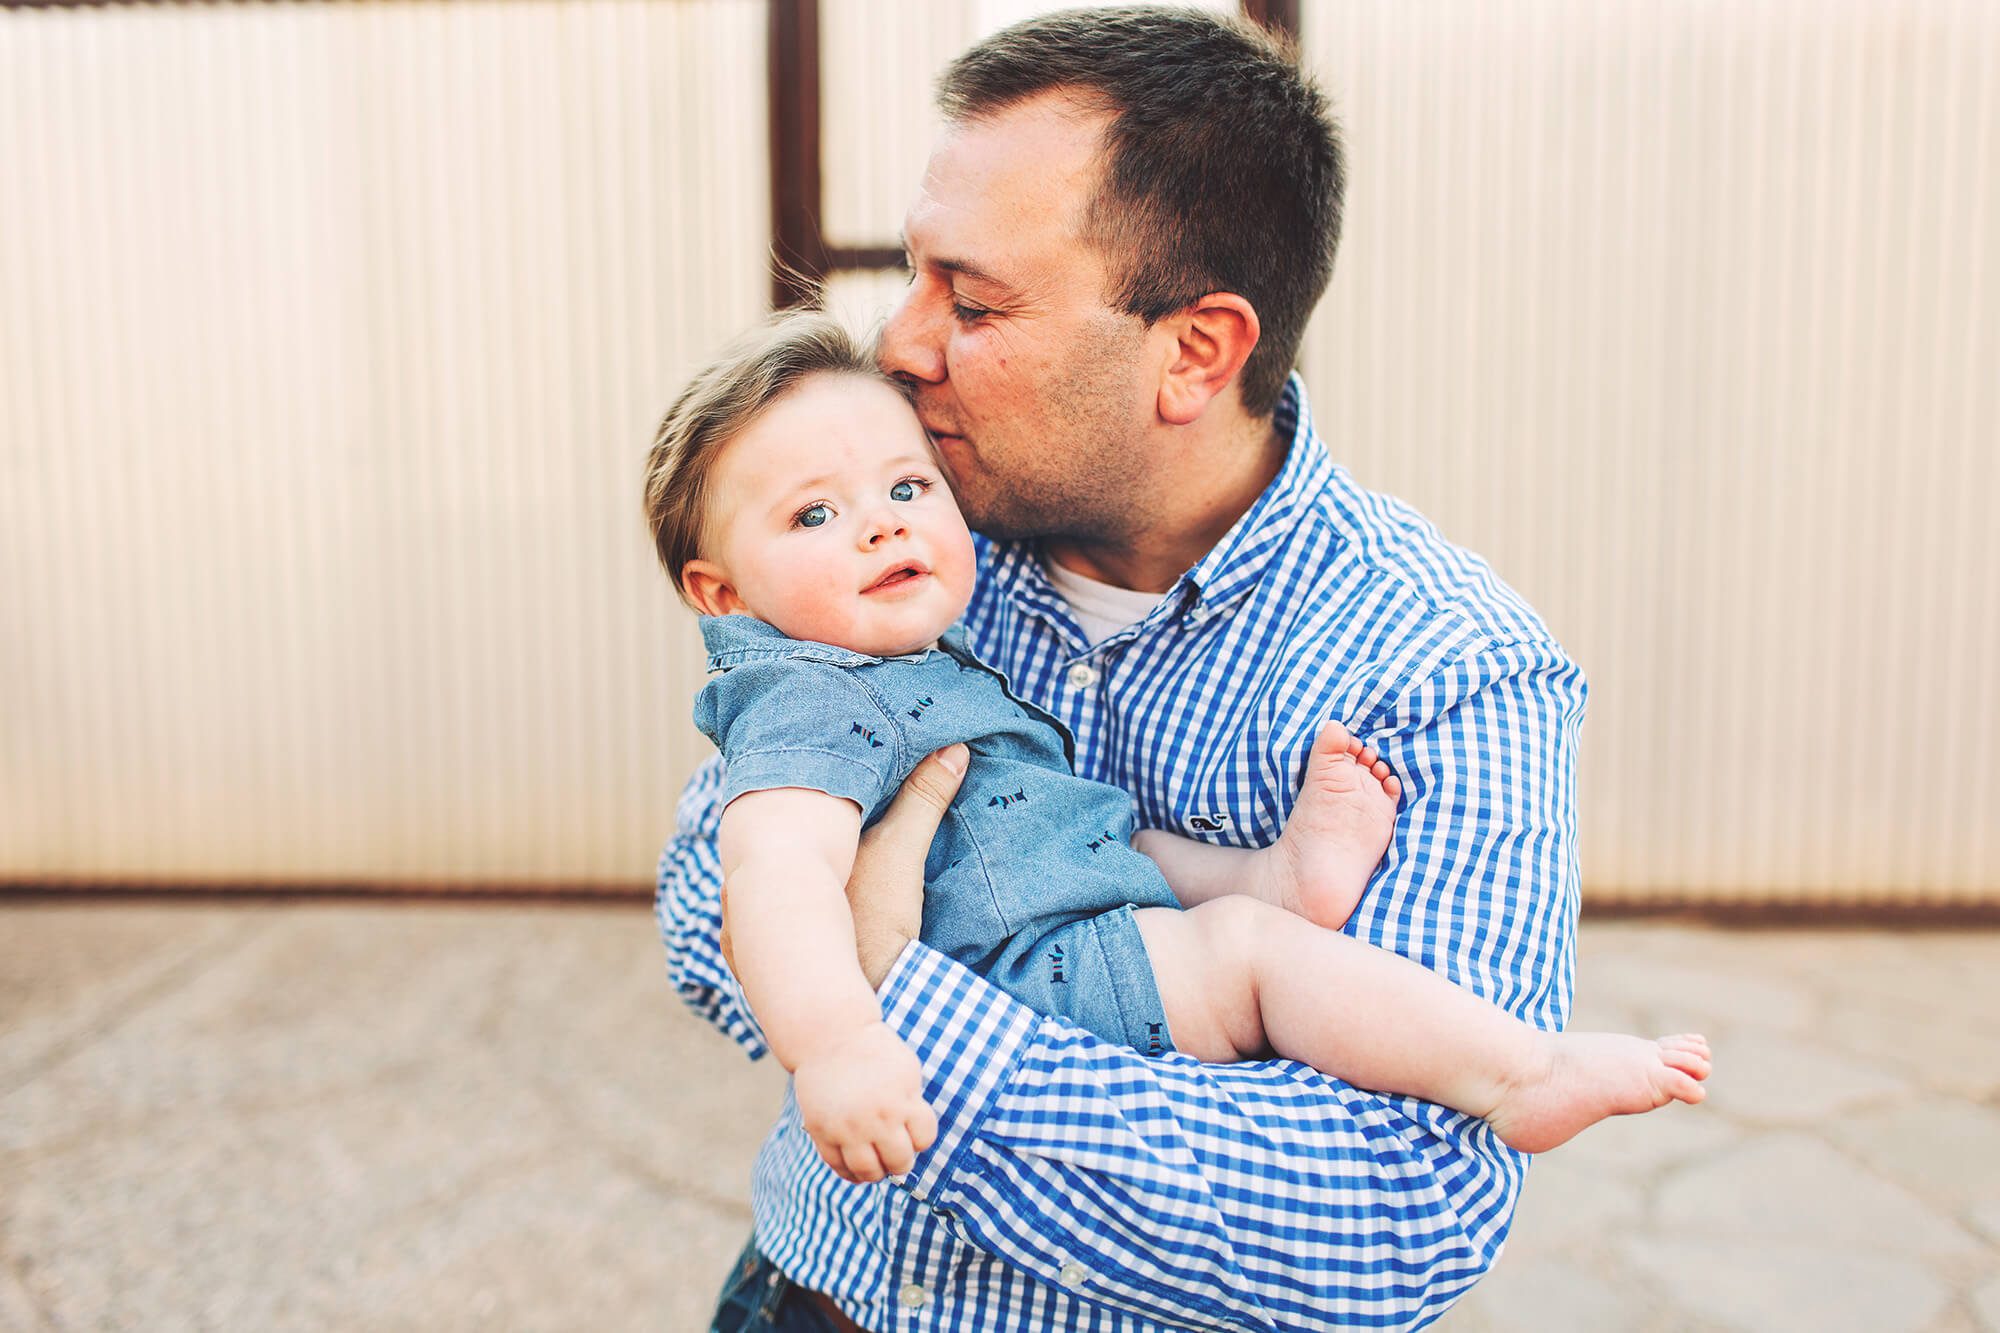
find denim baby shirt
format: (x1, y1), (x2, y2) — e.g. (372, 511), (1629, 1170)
(693, 613), (1179, 1055)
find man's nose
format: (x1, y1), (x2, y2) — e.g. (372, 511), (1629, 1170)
(879, 281), (946, 385)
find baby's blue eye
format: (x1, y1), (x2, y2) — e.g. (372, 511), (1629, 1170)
(799, 504), (830, 528)
(890, 479), (919, 502)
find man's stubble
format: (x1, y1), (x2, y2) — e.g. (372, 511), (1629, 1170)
(950, 314), (1158, 550)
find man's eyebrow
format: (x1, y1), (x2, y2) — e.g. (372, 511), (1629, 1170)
(898, 231), (1015, 293)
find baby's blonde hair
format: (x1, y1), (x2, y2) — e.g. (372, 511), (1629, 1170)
(643, 308), (887, 606)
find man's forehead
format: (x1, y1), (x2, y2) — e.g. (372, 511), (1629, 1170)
(903, 95), (1110, 272)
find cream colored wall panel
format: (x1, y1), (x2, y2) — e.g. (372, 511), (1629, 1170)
(821, 0), (971, 250)
(3, 1), (1994, 901)
(1299, 0), (1998, 900)
(1, 1), (766, 884)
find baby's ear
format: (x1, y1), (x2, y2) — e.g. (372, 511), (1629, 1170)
(681, 560), (746, 617)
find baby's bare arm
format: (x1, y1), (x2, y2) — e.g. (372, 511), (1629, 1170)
(718, 787), (935, 1181)
(718, 787), (876, 1062)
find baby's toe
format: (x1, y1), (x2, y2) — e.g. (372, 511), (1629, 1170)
(1660, 1043), (1712, 1080)
(1660, 1068), (1707, 1105)
(1314, 719), (1354, 753)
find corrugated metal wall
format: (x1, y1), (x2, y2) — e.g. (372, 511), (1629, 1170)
(1297, 0), (1998, 902)
(2, 0), (1993, 901)
(1, 0), (768, 886)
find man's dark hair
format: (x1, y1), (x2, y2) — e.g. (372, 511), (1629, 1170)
(938, 6), (1344, 417)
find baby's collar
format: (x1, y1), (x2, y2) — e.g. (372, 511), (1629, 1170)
(697, 614), (966, 673)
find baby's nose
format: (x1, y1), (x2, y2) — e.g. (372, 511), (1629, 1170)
(863, 515), (910, 546)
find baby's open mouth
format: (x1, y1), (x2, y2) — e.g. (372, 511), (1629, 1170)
(865, 564), (928, 592)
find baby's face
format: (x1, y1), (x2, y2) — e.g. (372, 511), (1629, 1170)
(691, 372), (977, 658)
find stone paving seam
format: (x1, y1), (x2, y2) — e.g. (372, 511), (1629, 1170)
(0, 912), (278, 1103)
(1796, 1125), (1999, 1258)
(520, 1069), (758, 1222)
(0, 1050), (451, 1164)
(0, 1252), (54, 1333)
(362, 1142), (574, 1238)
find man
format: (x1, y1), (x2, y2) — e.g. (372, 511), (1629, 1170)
(666, 9), (1585, 1329)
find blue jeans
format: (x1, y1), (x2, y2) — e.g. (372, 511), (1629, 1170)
(710, 1235), (848, 1332)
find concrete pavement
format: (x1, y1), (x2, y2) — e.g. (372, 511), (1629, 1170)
(2, 903), (1994, 1331)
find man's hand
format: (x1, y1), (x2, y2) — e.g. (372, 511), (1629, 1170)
(793, 1021), (939, 1183)
(846, 744), (968, 988)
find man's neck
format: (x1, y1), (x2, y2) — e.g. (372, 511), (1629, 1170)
(1044, 412), (1288, 593)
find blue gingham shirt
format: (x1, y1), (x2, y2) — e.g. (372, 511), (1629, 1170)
(658, 376), (1586, 1331)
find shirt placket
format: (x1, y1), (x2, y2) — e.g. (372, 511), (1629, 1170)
(882, 1202), (962, 1331)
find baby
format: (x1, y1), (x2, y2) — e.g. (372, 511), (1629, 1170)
(645, 310), (1710, 1185)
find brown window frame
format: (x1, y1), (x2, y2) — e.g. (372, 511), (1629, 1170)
(768, 0), (1300, 310)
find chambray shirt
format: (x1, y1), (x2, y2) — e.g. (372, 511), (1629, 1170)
(692, 614), (1179, 1051)
(659, 375), (1587, 1331)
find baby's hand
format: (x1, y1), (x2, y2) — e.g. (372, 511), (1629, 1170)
(793, 1021), (938, 1184)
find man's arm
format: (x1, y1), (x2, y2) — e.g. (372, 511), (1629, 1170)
(661, 643), (1583, 1328)
(658, 754), (767, 1056)
(871, 642), (1583, 1329)
(878, 943), (1516, 1330)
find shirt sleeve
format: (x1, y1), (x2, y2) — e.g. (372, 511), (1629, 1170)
(1357, 636), (1586, 1033)
(695, 657), (907, 819)
(868, 639), (1586, 1330)
(655, 754), (769, 1058)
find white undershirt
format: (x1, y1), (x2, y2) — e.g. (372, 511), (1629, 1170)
(1041, 553), (1167, 647)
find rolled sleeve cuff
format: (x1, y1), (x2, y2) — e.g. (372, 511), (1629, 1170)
(719, 748), (887, 814)
(876, 941), (1041, 1203)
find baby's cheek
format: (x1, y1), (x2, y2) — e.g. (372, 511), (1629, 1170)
(783, 569), (867, 644)
(938, 533), (979, 605)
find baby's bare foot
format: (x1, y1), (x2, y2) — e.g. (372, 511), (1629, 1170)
(1262, 720), (1401, 929)
(1485, 1032), (1712, 1155)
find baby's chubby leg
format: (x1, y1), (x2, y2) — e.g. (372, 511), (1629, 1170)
(1132, 900), (1711, 1153)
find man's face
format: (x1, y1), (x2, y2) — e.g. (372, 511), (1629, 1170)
(879, 94), (1159, 542)
(697, 373), (977, 658)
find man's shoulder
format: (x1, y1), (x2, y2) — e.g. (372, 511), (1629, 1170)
(1292, 464), (1569, 662)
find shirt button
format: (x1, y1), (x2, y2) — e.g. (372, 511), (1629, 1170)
(1058, 1261), (1089, 1289)
(1066, 662), (1099, 689)
(898, 1282), (927, 1308)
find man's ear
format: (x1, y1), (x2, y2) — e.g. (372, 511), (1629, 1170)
(1156, 292), (1261, 426)
(681, 559), (747, 617)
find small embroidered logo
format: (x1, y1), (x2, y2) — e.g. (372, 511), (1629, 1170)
(1049, 943), (1066, 984)
(1145, 1023), (1165, 1056)
(1187, 812), (1230, 833)
(988, 788), (1029, 810)
(1084, 830), (1119, 853)
(905, 695), (935, 721)
(849, 723), (883, 749)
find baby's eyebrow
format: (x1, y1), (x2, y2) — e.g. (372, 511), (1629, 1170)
(761, 476), (834, 520)
(768, 473), (835, 506)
